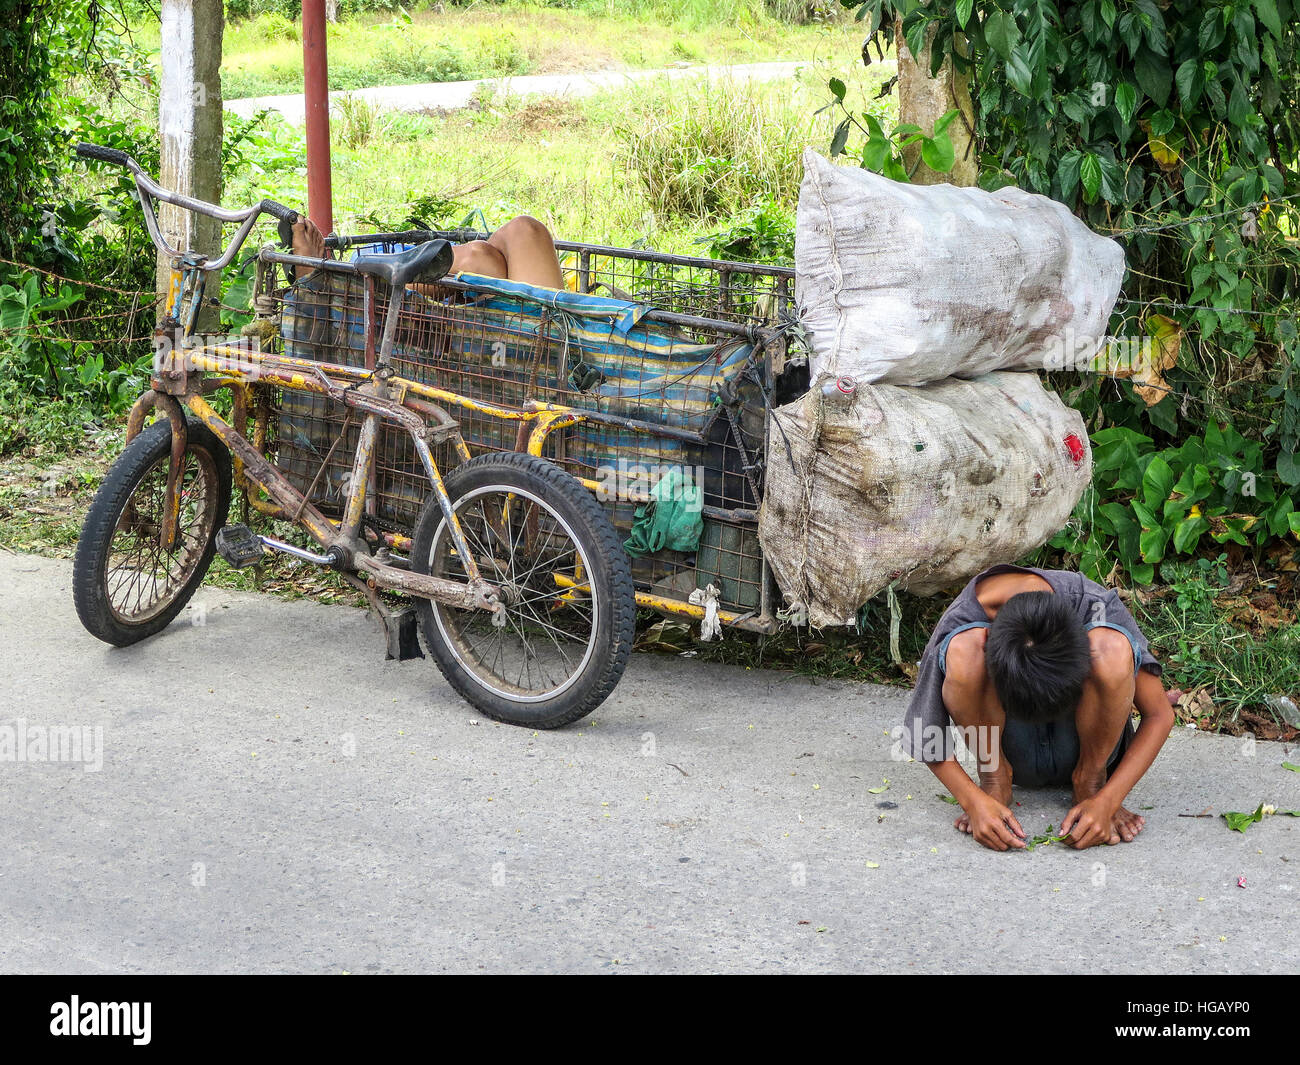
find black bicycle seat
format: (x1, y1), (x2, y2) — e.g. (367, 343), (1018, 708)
(352, 239), (454, 289)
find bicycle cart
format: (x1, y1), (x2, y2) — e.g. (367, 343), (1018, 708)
(71, 144), (806, 727)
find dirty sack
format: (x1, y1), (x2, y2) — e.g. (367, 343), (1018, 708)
(794, 149), (1125, 386)
(758, 372), (1092, 627)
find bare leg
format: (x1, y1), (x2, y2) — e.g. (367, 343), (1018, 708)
(1072, 628), (1143, 843)
(449, 239), (508, 279)
(484, 215), (563, 288)
(290, 213), (562, 292)
(941, 630), (1013, 834)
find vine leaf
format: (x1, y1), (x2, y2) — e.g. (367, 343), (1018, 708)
(1079, 152), (1103, 202)
(1114, 82), (1138, 123)
(1134, 47), (1173, 107)
(984, 10), (1020, 61)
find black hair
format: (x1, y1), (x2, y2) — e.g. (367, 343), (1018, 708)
(984, 591), (1091, 723)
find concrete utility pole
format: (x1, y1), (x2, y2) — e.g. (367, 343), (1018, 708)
(157, 0), (224, 327)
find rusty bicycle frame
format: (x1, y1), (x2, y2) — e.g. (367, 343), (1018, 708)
(100, 140), (784, 645)
(106, 149), (506, 635)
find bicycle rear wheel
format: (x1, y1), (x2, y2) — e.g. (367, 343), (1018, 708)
(411, 452), (635, 728)
(73, 418), (231, 646)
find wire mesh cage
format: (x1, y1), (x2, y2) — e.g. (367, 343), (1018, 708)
(257, 234), (800, 618)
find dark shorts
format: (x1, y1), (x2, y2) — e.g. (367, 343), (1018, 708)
(1001, 714), (1135, 788)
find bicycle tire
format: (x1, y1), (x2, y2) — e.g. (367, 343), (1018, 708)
(411, 452), (635, 728)
(73, 418), (232, 646)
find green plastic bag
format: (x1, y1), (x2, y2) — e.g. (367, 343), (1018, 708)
(623, 467), (703, 558)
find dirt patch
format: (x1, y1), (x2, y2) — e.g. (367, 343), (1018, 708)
(504, 95), (591, 135)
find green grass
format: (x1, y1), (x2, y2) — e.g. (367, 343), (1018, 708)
(92, 1), (888, 255)
(1132, 571), (1300, 733)
(127, 2), (861, 100)
(220, 63), (892, 252)
(614, 77), (820, 221)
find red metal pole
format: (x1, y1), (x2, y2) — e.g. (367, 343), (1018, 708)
(302, 0), (333, 233)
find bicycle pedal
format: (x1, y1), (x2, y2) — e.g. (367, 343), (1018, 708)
(215, 524), (266, 569)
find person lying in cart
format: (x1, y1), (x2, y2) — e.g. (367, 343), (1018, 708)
(289, 215), (563, 287)
(899, 564), (1177, 851)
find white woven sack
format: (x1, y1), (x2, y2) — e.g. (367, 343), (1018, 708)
(758, 372), (1092, 627)
(795, 149), (1125, 386)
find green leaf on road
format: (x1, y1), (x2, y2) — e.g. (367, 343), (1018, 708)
(1223, 804), (1265, 832)
(1025, 824), (1065, 851)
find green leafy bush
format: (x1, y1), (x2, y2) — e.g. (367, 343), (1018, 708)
(1053, 422), (1300, 584)
(701, 199), (795, 264)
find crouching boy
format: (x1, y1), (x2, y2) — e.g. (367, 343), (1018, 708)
(900, 564), (1176, 851)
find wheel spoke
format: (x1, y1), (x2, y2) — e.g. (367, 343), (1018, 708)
(426, 480), (601, 703)
(103, 444), (219, 626)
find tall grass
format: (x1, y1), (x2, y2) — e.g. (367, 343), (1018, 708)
(615, 78), (817, 221)
(333, 93), (390, 149)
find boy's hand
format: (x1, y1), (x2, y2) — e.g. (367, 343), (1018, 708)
(1061, 796), (1118, 849)
(962, 790), (1026, 851)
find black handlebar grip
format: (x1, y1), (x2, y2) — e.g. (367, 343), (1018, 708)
(76, 142), (131, 166)
(264, 201), (300, 251)
(262, 200), (298, 224)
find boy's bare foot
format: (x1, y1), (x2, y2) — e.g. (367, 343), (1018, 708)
(1111, 804), (1146, 842)
(954, 772), (1013, 834)
(1070, 768), (1145, 844)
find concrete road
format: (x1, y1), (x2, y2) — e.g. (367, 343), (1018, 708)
(1, 551), (1297, 974)
(223, 61), (851, 122)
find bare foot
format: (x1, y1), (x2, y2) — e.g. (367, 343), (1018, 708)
(955, 772), (1013, 834)
(1111, 805), (1146, 842)
(1072, 769), (1122, 845)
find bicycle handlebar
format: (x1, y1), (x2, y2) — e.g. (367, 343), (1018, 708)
(261, 199), (298, 224)
(75, 141), (301, 271)
(75, 142), (132, 167)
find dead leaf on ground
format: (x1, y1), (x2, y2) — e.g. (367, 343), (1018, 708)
(1176, 686), (1216, 723)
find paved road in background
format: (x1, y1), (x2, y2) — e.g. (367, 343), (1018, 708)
(2, 551), (1296, 974)
(224, 60), (872, 122)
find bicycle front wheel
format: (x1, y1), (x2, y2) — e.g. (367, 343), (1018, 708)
(73, 418), (231, 646)
(411, 452), (635, 728)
